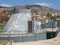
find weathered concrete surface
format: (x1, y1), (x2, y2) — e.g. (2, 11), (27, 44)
(0, 32), (46, 42)
(13, 37), (60, 45)
(13, 32), (60, 45)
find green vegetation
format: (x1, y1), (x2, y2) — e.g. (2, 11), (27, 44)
(25, 6), (30, 9)
(56, 16), (60, 28)
(46, 13), (60, 28)
(0, 25), (3, 31)
(0, 19), (3, 23)
(0, 40), (9, 44)
(46, 13), (53, 20)
(46, 13), (56, 21)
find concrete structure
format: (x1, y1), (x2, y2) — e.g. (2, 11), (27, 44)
(0, 9), (47, 42)
(0, 8), (58, 42)
(3, 9), (32, 34)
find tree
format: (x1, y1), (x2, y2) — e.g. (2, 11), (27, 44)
(46, 13), (56, 21)
(46, 13), (52, 20)
(25, 6), (30, 9)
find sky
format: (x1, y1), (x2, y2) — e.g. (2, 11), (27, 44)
(0, 0), (60, 10)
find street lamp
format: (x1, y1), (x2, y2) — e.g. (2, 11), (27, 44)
(51, 14), (54, 38)
(52, 14), (54, 32)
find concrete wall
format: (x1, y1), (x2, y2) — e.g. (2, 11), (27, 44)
(0, 32), (46, 42)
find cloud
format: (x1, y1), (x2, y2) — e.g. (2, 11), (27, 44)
(0, 3), (12, 7)
(34, 3), (53, 7)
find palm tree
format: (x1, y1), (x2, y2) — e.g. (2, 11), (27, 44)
(46, 13), (56, 21)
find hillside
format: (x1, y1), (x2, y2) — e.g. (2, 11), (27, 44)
(25, 5), (60, 15)
(0, 5), (60, 21)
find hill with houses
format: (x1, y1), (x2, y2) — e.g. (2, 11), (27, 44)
(0, 5), (60, 22)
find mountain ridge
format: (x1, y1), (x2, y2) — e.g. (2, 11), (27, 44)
(0, 5), (60, 22)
